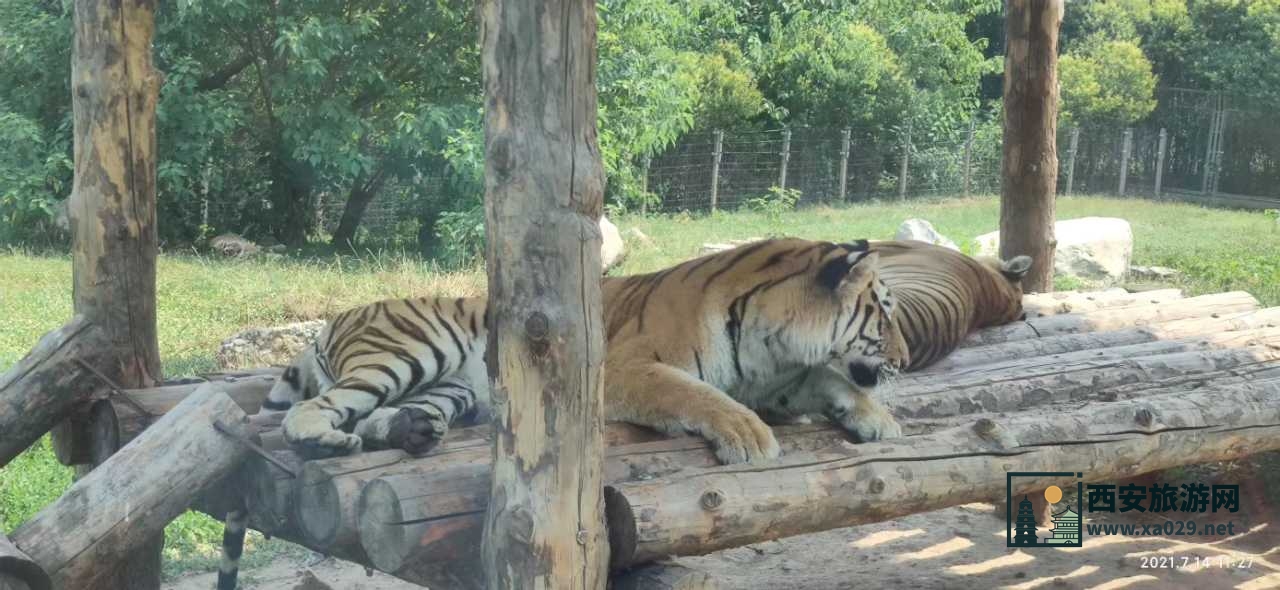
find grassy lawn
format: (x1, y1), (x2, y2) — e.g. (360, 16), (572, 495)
(1, 194), (1277, 576)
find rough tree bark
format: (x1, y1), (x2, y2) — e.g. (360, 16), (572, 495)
(478, 0), (609, 588)
(59, 0), (165, 585)
(1001, 0), (1063, 292)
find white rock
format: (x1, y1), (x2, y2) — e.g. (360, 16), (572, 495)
(1129, 265), (1181, 281)
(974, 217), (1133, 280)
(624, 227), (656, 249)
(700, 238), (764, 256)
(216, 320), (327, 369)
(894, 218), (959, 251)
(600, 216), (625, 272)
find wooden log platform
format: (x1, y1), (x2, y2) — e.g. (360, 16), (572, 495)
(109, 289), (1278, 588)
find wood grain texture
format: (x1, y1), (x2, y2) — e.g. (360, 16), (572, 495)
(1021, 288), (1182, 318)
(478, 0), (609, 588)
(1000, 0), (1064, 292)
(11, 390), (249, 589)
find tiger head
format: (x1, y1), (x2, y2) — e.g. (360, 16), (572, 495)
(976, 254), (1034, 323)
(758, 239), (909, 388)
(262, 344), (325, 412)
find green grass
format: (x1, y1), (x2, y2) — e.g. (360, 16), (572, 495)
(1, 194), (1277, 577)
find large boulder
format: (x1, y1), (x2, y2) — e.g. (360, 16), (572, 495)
(974, 217), (1133, 280)
(216, 320), (327, 369)
(600, 215), (625, 272)
(894, 218), (959, 250)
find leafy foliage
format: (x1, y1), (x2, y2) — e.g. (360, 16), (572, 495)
(1059, 37), (1158, 127)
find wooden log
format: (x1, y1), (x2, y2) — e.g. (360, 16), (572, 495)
(10, 390), (250, 589)
(892, 343), (1280, 418)
(961, 291), (1259, 347)
(1000, 0), (1063, 292)
(605, 379), (1280, 566)
(354, 424), (851, 586)
(83, 372), (279, 457)
(0, 316), (106, 468)
(924, 307), (1280, 373)
(1021, 288), (1182, 318)
(0, 533), (49, 590)
(905, 325), (1280, 383)
(611, 563), (717, 590)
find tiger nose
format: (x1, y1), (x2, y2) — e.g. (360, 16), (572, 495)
(848, 362), (880, 387)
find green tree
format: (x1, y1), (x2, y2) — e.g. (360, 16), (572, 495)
(1059, 38), (1158, 127)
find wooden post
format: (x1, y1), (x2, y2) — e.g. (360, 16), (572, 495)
(1154, 127), (1168, 197)
(838, 128), (851, 202)
(58, 0), (164, 585)
(1000, 0), (1063, 293)
(11, 390), (250, 589)
(1064, 126), (1079, 196)
(777, 128), (791, 191)
(710, 130), (723, 211)
(1118, 128), (1133, 195)
(478, 0), (608, 588)
(898, 121), (911, 200)
(962, 119), (976, 197)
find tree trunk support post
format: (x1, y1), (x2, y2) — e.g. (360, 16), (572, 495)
(478, 0), (609, 588)
(710, 130), (724, 212)
(1000, 0), (1063, 293)
(56, 0), (166, 586)
(838, 128), (851, 203)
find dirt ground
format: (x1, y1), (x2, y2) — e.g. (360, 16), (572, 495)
(164, 499), (1278, 590)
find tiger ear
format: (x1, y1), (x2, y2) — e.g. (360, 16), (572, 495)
(1001, 255), (1033, 281)
(817, 249), (879, 292)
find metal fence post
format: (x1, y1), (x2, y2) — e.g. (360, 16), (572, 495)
(778, 128), (792, 191)
(710, 130), (723, 212)
(1065, 127), (1080, 196)
(1212, 110), (1227, 197)
(838, 128), (851, 203)
(962, 119), (975, 197)
(1118, 128), (1133, 196)
(1154, 128), (1167, 197)
(639, 156), (651, 214)
(898, 121), (911, 200)
(1202, 94), (1221, 195)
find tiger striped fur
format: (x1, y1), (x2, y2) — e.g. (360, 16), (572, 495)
(872, 240), (1032, 371)
(217, 238), (905, 589)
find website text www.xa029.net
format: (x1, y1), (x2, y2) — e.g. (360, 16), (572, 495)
(1085, 520), (1236, 537)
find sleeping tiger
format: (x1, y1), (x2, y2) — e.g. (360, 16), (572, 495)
(872, 240), (1032, 371)
(269, 237), (906, 463)
(216, 237), (904, 589)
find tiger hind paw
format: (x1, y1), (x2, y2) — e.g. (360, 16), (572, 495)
(386, 407), (448, 456)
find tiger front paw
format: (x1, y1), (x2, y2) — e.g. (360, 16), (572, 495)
(701, 409), (782, 465)
(283, 410), (363, 459)
(385, 406), (448, 456)
(840, 397), (902, 443)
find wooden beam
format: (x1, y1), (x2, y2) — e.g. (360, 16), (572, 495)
(478, 0), (608, 587)
(961, 291), (1258, 347)
(1000, 0), (1063, 292)
(925, 306), (1280, 373)
(0, 533), (49, 590)
(1021, 288), (1182, 318)
(605, 380), (1280, 566)
(0, 317), (105, 468)
(10, 390), (250, 589)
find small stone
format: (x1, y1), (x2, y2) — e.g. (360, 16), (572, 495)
(895, 218), (959, 251)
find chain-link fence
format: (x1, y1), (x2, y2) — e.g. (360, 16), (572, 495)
(645, 87), (1280, 214)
